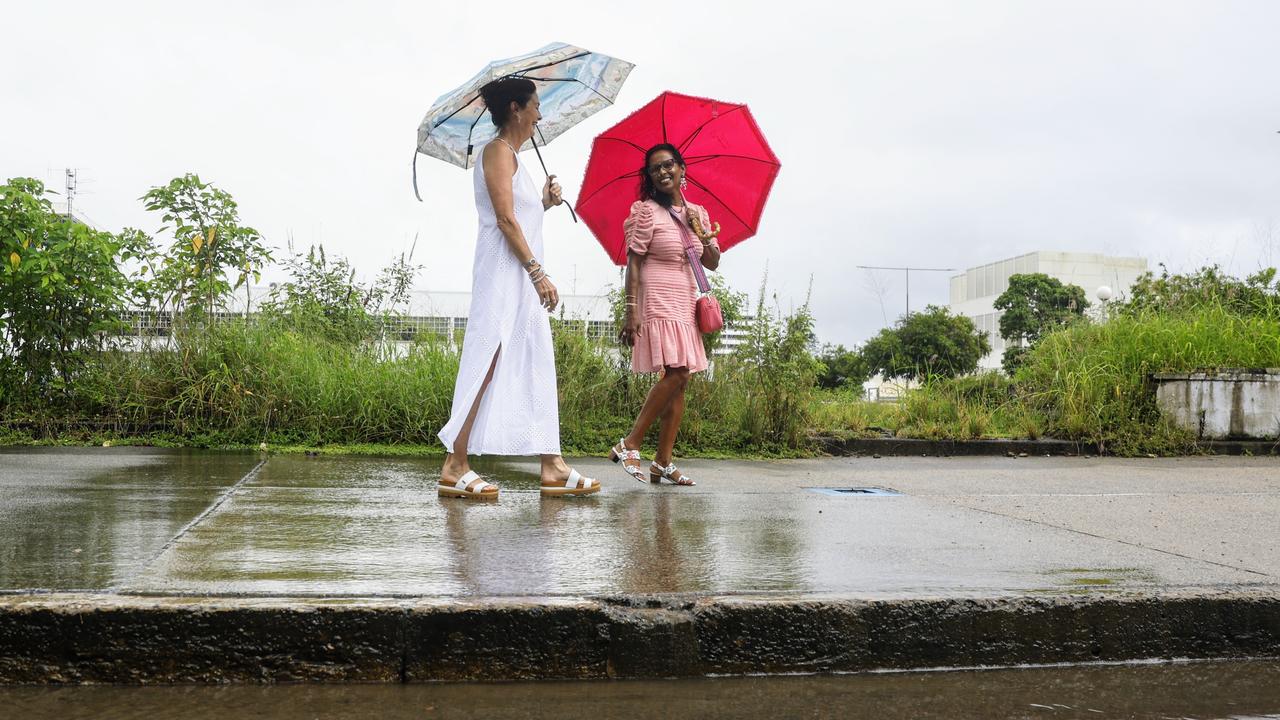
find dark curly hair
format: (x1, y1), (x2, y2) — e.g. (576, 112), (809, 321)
(638, 143), (686, 208)
(479, 77), (537, 129)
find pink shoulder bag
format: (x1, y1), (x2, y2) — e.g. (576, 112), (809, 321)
(668, 206), (724, 334)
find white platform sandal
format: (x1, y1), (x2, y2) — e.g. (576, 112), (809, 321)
(438, 470), (498, 499)
(541, 468), (601, 497)
(609, 439), (647, 483)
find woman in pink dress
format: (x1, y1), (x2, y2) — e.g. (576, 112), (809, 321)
(609, 143), (721, 486)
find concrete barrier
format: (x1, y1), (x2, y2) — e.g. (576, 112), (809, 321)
(1153, 369), (1280, 440)
(2, 592), (1278, 683)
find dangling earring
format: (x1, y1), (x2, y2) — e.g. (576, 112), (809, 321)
(680, 177), (688, 190)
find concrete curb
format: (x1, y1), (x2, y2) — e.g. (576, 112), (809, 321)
(815, 436), (1280, 457)
(1, 592), (1278, 683)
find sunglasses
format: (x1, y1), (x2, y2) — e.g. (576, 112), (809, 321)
(646, 159), (681, 176)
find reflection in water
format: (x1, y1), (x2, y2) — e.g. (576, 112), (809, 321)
(4, 660), (1279, 719)
(9, 452), (811, 597)
(616, 493), (710, 593)
(0, 449), (260, 591)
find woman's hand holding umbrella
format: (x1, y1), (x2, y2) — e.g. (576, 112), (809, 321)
(542, 174), (563, 210)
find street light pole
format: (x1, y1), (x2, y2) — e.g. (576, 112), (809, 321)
(857, 265), (956, 317)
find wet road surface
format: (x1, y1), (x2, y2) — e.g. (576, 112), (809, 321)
(1, 448), (1277, 597)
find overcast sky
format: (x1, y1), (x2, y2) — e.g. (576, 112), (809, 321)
(6, 0), (1279, 346)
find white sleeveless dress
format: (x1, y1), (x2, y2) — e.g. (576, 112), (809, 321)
(437, 141), (561, 455)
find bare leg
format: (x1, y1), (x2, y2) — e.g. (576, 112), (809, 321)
(623, 367), (691, 453)
(441, 350), (500, 492)
(653, 380), (688, 467)
(539, 454), (571, 485)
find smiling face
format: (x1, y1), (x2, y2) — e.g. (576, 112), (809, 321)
(509, 92), (541, 139)
(646, 149), (684, 196)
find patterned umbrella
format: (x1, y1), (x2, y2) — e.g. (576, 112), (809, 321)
(575, 92), (781, 265)
(413, 42), (634, 208)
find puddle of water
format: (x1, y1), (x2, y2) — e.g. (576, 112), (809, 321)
(3, 660), (1278, 719)
(0, 448), (261, 591)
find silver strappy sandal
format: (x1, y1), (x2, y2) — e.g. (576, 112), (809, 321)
(650, 462), (695, 486)
(608, 439), (647, 483)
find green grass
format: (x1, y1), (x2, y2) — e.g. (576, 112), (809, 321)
(5, 303), (1277, 458)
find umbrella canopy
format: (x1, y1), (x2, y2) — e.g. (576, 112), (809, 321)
(415, 42), (634, 172)
(575, 92), (781, 265)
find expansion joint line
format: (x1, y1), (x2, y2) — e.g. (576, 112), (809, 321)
(118, 458), (269, 590)
(952, 501), (1274, 579)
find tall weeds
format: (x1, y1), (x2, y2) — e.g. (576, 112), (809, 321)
(1016, 304), (1280, 453)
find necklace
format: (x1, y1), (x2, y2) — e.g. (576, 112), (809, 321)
(494, 136), (518, 153)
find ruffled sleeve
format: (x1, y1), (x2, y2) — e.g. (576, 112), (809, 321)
(623, 200), (655, 255)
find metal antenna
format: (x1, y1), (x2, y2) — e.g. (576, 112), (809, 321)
(856, 265), (956, 317)
(65, 168), (78, 219)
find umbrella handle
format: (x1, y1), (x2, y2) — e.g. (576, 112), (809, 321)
(530, 132), (579, 224)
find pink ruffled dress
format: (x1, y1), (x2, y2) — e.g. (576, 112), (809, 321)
(624, 199), (719, 374)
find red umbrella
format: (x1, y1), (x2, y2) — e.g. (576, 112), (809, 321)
(575, 91), (781, 265)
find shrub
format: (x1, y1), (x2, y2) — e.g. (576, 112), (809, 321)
(0, 178), (148, 405)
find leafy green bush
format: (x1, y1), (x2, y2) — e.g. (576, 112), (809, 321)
(0, 178), (149, 405)
(1122, 265), (1279, 319)
(140, 173), (271, 319)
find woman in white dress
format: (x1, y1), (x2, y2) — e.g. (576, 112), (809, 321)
(437, 77), (599, 499)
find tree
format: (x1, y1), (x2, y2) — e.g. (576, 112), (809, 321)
(0, 178), (149, 402)
(860, 305), (990, 381)
(816, 343), (869, 389)
(141, 173), (271, 319)
(993, 273), (1089, 374)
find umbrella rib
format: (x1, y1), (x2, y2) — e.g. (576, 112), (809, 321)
(512, 51), (590, 76)
(686, 175), (754, 234)
(428, 93), (483, 133)
(577, 170), (642, 207)
(464, 107), (489, 170)
(597, 135), (647, 153)
(683, 153), (782, 166)
(525, 76), (614, 104)
(661, 93), (669, 143)
(677, 104), (747, 154)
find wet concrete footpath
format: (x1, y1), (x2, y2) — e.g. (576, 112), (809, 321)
(1, 447), (1279, 684)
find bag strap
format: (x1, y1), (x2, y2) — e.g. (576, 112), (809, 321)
(668, 206), (711, 295)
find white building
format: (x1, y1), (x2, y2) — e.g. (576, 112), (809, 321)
(949, 251), (1149, 370)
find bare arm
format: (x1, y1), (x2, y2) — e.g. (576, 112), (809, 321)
(699, 239), (721, 272)
(483, 143), (558, 310)
(618, 252), (644, 346)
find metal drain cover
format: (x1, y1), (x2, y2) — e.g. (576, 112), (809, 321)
(804, 487), (902, 497)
